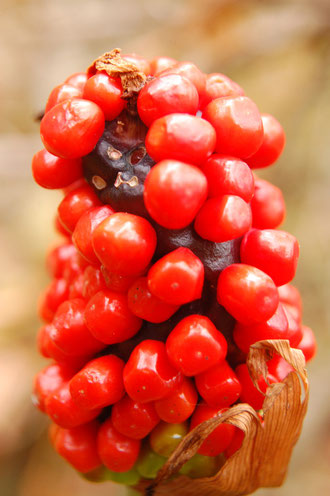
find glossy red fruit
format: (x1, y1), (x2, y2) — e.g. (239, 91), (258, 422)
(166, 315), (227, 376)
(82, 266), (107, 300)
(233, 303), (300, 354)
(45, 381), (102, 428)
(154, 378), (198, 423)
(127, 277), (179, 323)
(122, 53), (151, 75)
(278, 283), (302, 312)
(70, 355), (125, 410)
(50, 421), (101, 473)
(92, 213), (157, 276)
(158, 61), (206, 95)
(137, 74), (199, 126)
(98, 418), (141, 472)
(101, 266), (136, 293)
(235, 363), (278, 410)
(40, 99), (105, 159)
(150, 56), (177, 75)
(84, 289), (142, 345)
(123, 340), (182, 403)
(195, 360), (241, 408)
(72, 205), (114, 264)
(217, 264), (279, 325)
(33, 363), (75, 412)
(83, 73), (125, 120)
(267, 355), (294, 382)
(194, 195), (252, 242)
(251, 177), (286, 229)
(201, 154), (254, 203)
(202, 96), (264, 158)
(224, 427), (245, 458)
(61, 250), (89, 284)
(148, 248), (204, 306)
(38, 278), (69, 322)
(46, 244), (76, 278)
(65, 72), (88, 91)
(45, 84), (83, 113)
(240, 229), (300, 286)
(37, 324), (89, 367)
(145, 114), (216, 166)
(51, 298), (105, 356)
(190, 403), (236, 456)
(143, 160), (208, 229)
(246, 114), (286, 169)
(199, 73), (245, 109)
(297, 325), (317, 362)
(111, 395), (160, 440)
(58, 185), (102, 233)
(32, 149), (83, 189)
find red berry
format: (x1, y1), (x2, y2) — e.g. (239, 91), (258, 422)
(267, 355), (294, 382)
(51, 421), (101, 473)
(51, 298), (105, 356)
(297, 325), (317, 362)
(128, 277), (179, 323)
(68, 272), (85, 299)
(251, 177), (286, 229)
(64, 72), (88, 91)
(82, 266), (107, 300)
(246, 114), (286, 169)
(45, 381), (102, 428)
(148, 248), (204, 306)
(33, 362), (75, 412)
(202, 96), (264, 158)
(195, 361), (241, 408)
(122, 53), (151, 75)
(240, 229), (299, 286)
(278, 283), (302, 312)
(83, 73), (125, 120)
(58, 185), (102, 233)
(224, 428), (245, 458)
(101, 266), (136, 293)
(150, 56), (177, 75)
(145, 114), (216, 166)
(97, 418), (141, 472)
(84, 289), (142, 345)
(199, 73), (245, 109)
(159, 61), (206, 95)
(166, 315), (227, 376)
(235, 363), (277, 410)
(32, 149), (83, 189)
(201, 154), (254, 203)
(45, 83), (83, 113)
(190, 403), (235, 456)
(40, 99), (105, 159)
(194, 195), (252, 243)
(70, 355), (125, 410)
(111, 395), (160, 440)
(54, 214), (72, 239)
(37, 324), (89, 367)
(217, 264), (279, 325)
(137, 74), (199, 127)
(92, 213), (157, 276)
(143, 159), (208, 229)
(38, 278), (69, 322)
(154, 377), (198, 423)
(46, 243), (76, 278)
(123, 340), (182, 403)
(72, 205), (114, 264)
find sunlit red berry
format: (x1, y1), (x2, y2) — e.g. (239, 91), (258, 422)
(297, 325), (317, 362)
(123, 340), (182, 403)
(278, 283), (302, 312)
(145, 114), (216, 166)
(235, 363), (278, 410)
(32, 149), (83, 189)
(38, 278), (69, 323)
(122, 53), (151, 75)
(58, 185), (102, 233)
(50, 421), (101, 473)
(84, 289), (142, 345)
(45, 83), (83, 113)
(92, 213), (157, 276)
(240, 229), (299, 286)
(82, 266), (107, 300)
(127, 277), (179, 323)
(150, 56), (177, 75)
(201, 154), (254, 203)
(33, 363), (75, 412)
(224, 428), (245, 458)
(217, 264), (279, 325)
(83, 73), (125, 121)
(111, 395), (160, 440)
(72, 205), (114, 264)
(166, 315), (227, 376)
(246, 114), (286, 169)
(37, 324), (89, 367)
(70, 355), (125, 410)
(202, 96), (264, 158)
(159, 61), (206, 95)
(190, 404), (235, 456)
(64, 72), (88, 91)
(101, 266), (136, 293)
(195, 361), (241, 408)
(143, 160), (208, 229)
(40, 99), (105, 159)
(97, 418), (141, 472)
(154, 378), (198, 423)
(194, 195), (252, 242)
(46, 243), (76, 278)
(251, 177), (286, 229)
(267, 355), (294, 382)
(199, 73), (244, 109)
(137, 74), (199, 126)
(148, 248), (204, 306)
(68, 272), (84, 299)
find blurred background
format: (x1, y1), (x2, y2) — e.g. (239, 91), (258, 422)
(0, 0), (329, 495)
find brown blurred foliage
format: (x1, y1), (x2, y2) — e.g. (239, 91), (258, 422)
(0, 1), (329, 495)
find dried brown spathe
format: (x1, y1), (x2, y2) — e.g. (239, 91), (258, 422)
(135, 340), (308, 496)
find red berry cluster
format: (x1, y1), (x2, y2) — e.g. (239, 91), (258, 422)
(32, 51), (316, 485)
